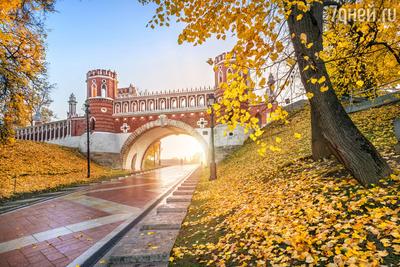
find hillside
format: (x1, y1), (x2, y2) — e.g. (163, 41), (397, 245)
(0, 141), (127, 199)
(171, 103), (400, 266)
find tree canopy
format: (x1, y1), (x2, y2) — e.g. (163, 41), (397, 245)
(143, 0), (398, 186)
(0, 0), (54, 143)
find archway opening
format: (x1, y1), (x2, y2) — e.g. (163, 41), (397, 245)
(121, 119), (209, 171)
(141, 135), (205, 170)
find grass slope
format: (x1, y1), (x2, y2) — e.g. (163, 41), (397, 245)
(0, 141), (127, 200)
(172, 103), (400, 266)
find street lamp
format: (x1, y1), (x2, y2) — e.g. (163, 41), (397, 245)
(207, 94), (217, 181)
(84, 100), (91, 178)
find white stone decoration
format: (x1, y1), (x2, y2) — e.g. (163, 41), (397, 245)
(120, 123), (130, 133)
(159, 114), (167, 127)
(101, 107), (108, 113)
(197, 118), (208, 128)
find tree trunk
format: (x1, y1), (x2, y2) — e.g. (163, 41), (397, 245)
(286, 2), (391, 186)
(310, 103), (332, 160)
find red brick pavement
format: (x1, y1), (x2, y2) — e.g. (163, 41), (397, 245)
(0, 222), (122, 267)
(0, 165), (197, 267)
(0, 199), (109, 243)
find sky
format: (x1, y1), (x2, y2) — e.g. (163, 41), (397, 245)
(45, 0), (229, 159)
(45, 0), (234, 119)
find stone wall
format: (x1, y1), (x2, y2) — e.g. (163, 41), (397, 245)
(90, 152), (122, 169)
(215, 145), (240, 163)
(345, 92), (400, 114)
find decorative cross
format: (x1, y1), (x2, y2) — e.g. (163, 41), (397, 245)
(120, 123), (130, 133)
(197, 118), (208, 128)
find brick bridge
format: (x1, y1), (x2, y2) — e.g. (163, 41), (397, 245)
(16, 53), (273, 170)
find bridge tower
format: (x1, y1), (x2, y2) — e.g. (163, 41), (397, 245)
(213, 52), (232, 101)
(86, 69), (118, 132)
(213, 52), (249, 101)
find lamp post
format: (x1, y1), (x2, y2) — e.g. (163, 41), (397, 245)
(84, 100), (91, 178)
(207, 94), (217, 181)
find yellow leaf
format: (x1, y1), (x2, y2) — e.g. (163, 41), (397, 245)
(296, 14), (303, 21)
(306, 92), (314, 99)
(275, 137), (282, 143)
(294, 133), (302, 139)
(310, 78), (318, 84)
(318, 76), (326, 84)
(320, 86), (329, 92)
(300, 33), (307, 44)
(259, 78), (266, 87)
(287, 58), (296, 66)
(356, 80), (364, 87)
(377, 250), (388, 257)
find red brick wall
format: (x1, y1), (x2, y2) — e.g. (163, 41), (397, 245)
(88, 98), (115, 132)
(112, 111), (211, 134)
(86, 70), (117, 99)
(71, 117), (86, 136)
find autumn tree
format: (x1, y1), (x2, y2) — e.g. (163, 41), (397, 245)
(0, 0), (54, 143)
(142, 0), (398, 186)
(324, 1), (400, 100)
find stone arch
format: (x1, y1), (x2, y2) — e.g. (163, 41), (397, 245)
(171, 98), (177, 108)
(160, 99), (166, 109)
(140, 101), (146, 111)
(189, 96), (195, 107)
(115, 103), (121, 113)
(120, 118), (208, 170)
(123, 102), (129, 113)
(198, 95), (205, 106)
(91, 82), (97, 97)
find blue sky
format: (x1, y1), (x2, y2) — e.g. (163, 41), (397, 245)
(45, 0), (233, 119)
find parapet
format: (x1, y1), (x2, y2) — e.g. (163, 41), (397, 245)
(86, 69), (117, 79)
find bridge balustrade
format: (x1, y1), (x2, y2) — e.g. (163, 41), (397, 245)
(15, 120), (72, 142)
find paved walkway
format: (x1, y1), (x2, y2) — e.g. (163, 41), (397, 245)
(0, 165), (197, 267)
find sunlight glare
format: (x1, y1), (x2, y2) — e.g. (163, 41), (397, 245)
(160, 134), (204, 161)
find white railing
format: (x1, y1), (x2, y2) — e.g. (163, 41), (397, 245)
(113, 105), (208, 117)
(15, 120), (72, 142)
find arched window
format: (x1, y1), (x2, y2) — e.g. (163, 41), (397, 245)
(115, 103), (121, 113)
(181, 98), (186, 108)
(141, 101), (146, 111)
(189, 97), (195, 107)
(149, 101), (154, 110)
(101, 80), (107, 98)
(132, 102), (137, 112)
(218, 70), (223, 84)
(171, 98), (177, 108)
(90, 117), (96, 132)
(91, 82), (97, 97)
(123, 102), (128, 113)
(198, 96), (204, 106)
